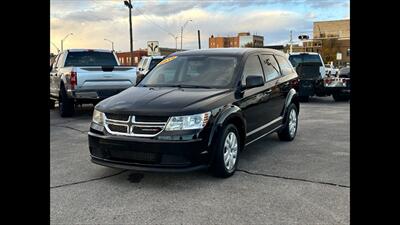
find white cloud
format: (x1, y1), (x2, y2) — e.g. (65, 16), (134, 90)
(50, 0), (347, 53)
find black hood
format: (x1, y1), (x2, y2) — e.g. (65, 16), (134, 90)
(96, 86), (234, 116)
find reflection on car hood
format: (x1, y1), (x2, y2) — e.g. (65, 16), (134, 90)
(96, 86), (234, 116)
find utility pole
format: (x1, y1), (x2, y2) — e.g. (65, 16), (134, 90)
(180, 19), (192, 51)
(124, 0), (133, 65)
(197, 30), (201, 49)
(289, 30), (293, 53)
(51, 42), (60, 53)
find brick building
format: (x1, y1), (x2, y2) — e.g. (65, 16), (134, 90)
(116, 50), (148, 66)
(209, 32), (264, 48)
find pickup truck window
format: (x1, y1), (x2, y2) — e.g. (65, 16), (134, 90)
(64, 51), (118, 67)
(289, 54), (322, 68)
(242, 55), (264, 85)
(141, 56), (238, 88)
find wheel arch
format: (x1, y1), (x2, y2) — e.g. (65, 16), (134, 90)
(282, 88), (300, 120)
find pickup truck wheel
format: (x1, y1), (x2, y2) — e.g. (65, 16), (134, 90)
(211, 124), (241, 178)
(59, 89), (75, 117)
(49, 99), (55, 109)
(299, 96), (309, 102)
(333, 93), (350, 102)
(278, 103), (298, 141)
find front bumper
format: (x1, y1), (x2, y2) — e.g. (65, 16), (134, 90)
(88, 131), (211, 172)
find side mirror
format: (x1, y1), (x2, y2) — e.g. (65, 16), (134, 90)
(245, 75), (264, 89)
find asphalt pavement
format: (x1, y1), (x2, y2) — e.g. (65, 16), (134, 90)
(50, 96), (349, 225)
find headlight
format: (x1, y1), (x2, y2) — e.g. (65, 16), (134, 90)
(92, 109), (105, 125)
(165, 112), (210, 131)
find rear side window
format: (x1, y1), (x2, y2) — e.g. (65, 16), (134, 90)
(260, 55), (281, 81)
(64, 51), (118, 67)
(149, 58), (163, 70)
(242, 55), (264, 85)
(142, 58), (149, 69)
(55, 53), (65, 68)
(275, 55), (295, 76)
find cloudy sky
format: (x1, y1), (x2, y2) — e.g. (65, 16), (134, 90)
(50, 0), (350, 53)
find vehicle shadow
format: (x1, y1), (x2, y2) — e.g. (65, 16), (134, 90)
(301, 96), (349, 104)
(51, 104), (94, 119)
(101, 134), (283, 189)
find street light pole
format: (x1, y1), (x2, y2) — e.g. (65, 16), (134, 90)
(104, 38), (114, 51)
(168, 33), (178, 51)
(61, 33), (73, 52)
(124, 0), (133, 65)
(180, 19), (192, 51)
(51, 41), (60, 53)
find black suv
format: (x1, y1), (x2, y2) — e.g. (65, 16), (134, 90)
(88, 48), (300, 178)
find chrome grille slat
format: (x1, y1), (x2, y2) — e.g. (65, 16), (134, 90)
(104, 114), (168, 137)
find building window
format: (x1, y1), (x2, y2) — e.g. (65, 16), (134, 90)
(347, 48), (350, 57)
(134, 57), (138, 63)
(121, 58), (124, 64)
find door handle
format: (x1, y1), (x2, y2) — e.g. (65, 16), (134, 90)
(265, 89), (272, 94)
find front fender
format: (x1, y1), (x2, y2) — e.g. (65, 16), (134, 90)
(207, 104), (245, 147)
(282, 88), (299, 117)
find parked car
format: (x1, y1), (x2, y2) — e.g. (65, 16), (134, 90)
(288, 52), (326, 101)
(50, 49), (137, 117)
(325, 63), (339, 76)
(88, 48), (300, 178)
(136, 55), (165, 84)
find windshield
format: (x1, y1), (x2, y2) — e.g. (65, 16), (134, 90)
(139, 55), (238, 88)
(289, 54), (323, 68)
(64, 51), (118, 67)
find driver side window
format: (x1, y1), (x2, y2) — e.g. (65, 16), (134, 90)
(242, 55), (264, 85)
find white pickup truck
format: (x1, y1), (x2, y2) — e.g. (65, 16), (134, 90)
(50, 49), (137, 117)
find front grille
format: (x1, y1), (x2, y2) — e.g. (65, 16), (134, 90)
(132, 126), (163, 135)
(105, 113), (130, 121)
(108, 124), (128, 133)
(104, 114), (168, 137)
(110, 151), (161, 164)
(135, 116), (169, 123)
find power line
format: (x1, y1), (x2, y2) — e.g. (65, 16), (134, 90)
(131, 5), (176, 37)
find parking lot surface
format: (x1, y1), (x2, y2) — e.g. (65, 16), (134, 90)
(50, 97), (349, 225)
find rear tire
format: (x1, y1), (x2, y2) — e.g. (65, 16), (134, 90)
(49, 99), (55, 109)
(333, 93), (350, 102)
(278, 103), (298, 141)
(59, 88), (75, 117)
(299, 96), (309, 102)
(211, 124), (241, 178)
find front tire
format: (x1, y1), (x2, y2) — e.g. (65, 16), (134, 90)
(211, 124), (241, 178)
(278, 103), (298, 141)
